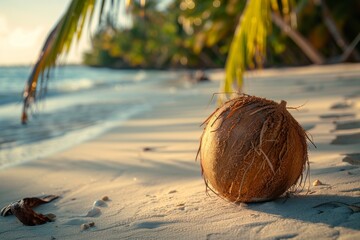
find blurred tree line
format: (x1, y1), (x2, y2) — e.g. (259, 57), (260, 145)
(83, 0), (360, 69)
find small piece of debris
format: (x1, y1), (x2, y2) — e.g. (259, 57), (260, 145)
(168, 190), (177, 194)
(93, 200), (106, 207)
(178, 206), (186, 211)
(313, 179), (324, 186)
(143, 147), (154, 152)
(81, 221), (95, 231)
(102, 196), (109, 201)
(142, 146), (167, 152)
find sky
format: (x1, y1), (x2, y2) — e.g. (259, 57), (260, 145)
(0, 0), (90, 66)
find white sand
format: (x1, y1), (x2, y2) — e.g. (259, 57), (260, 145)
(0, 64), (359, 239)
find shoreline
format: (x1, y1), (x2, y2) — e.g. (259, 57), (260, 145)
(0, 64), (359, 239)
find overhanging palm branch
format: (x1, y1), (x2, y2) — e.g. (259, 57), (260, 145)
(223, 0), (271, 101)
(222, 0), (325, 100)
(22, 0), (117, 124)
(22, 0), (320, 122)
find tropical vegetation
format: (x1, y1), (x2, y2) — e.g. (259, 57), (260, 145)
(21, 0), (360, 123)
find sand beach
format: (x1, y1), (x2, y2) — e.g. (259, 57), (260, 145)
(0, 64), (359, 239)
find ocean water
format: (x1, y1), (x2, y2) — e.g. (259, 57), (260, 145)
(0, 65), (186, 168)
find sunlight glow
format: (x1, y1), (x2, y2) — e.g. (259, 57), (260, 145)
(180, 56), (188, 65)
(187, 1), (195, 10)
(193, 18), (202, 26)
(0, 16), (8, 34)
(0, 1), (90, 65)
(8, 27), (44, 48)
(180, 0), (195, 11)
(125, 0), (132, 11)
(180, 2), (187, 10)
(213, 0), (221, 8)
(202, 11), (211, 19)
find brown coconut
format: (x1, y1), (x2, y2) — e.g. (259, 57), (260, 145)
(198, 95), (310, 203)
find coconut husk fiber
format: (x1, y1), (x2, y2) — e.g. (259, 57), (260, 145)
(198, 95), (310, 203)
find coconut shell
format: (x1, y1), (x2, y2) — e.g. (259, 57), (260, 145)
(199, 95), (309, 203)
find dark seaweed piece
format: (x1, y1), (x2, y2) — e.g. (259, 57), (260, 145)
(1, 195), (59, 226)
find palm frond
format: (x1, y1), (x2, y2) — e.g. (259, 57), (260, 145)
(22, 0), (108, 124)
(222, 0), (271, 102)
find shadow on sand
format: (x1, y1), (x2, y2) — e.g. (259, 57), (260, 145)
(247, 194), (360, 230)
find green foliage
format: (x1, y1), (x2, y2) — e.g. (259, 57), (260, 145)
(177, 0), (246, 54)
(83, 1), (184, 68)
(83, 1), (248, 69)
(22, 0), (360, 122)
(223, 0), (271, 98)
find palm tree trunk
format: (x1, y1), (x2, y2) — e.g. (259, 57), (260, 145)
(338, 33), (360, 63)
(271, 13), (325, 64)
(320, 0), (360, 61)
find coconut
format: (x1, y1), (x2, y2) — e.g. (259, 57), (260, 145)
(198, 95), (310, 203)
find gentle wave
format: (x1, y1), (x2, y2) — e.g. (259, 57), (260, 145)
(0, 103), (151, 169)
(53, 78), (96, 92)
(0, 66), (183, 168)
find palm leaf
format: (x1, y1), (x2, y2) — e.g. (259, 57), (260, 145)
(23, 0), (299, 121)
(222, 0), (271, 102)
(222, 0), (300, 102)
(22, 0), (106, 124)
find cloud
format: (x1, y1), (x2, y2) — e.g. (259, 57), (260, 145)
(0, 15), (8, 35)
(7, 26), (44, 48)
(0, 2), (88, 65)
(0, 15), (45, 65)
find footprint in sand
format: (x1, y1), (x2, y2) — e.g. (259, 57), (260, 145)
(342, 153), (360, 165)
(331, 133), (360, 145)
(134, 221), (170, 229)
(335, 120), (360, 131)
(313, 201), (360, 214)
(176, 203), (186, 211)
(64, 218), (88, 225)
(264, 233), (299, 239)
(206, 233), (222, 240)
(330, 101), (354, 110)
(304, 85), (324, 92)
(320, 113), (356, 119)
(340, 187), (360, 194)
(302, 123), (316, 131)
